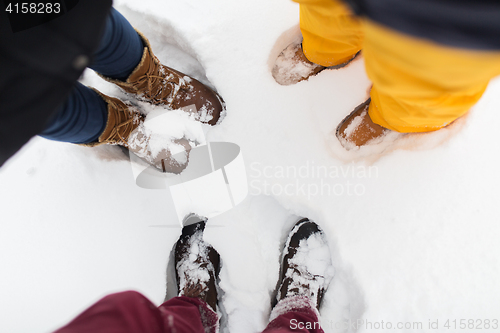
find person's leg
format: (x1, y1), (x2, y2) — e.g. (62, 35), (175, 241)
(337, 19), (500, 148)
(54, 219), (220, 333)
(272, 0), (362, 85)
(89, 8), (144, 80)
(364, 20), (500, 133)
(54, 291), (204, 333)
(293, 0), (363, 67)
(158, 296), (218, 333)
(39, 8), (144, 144)
(40, 7), (223, 172)
(40, 82), (107, 144)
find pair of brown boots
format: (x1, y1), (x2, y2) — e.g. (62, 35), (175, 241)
(84, 31), (225, 173)
(174, 218), (334, 316)
(272, 41), (389, 149)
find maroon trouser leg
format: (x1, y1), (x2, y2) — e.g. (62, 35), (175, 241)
(54, 291), (218, 333)
(262, 296), (325, 333)
(54, 292), (322, 333)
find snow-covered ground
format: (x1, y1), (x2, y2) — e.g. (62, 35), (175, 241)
(2, 0), (500, 332)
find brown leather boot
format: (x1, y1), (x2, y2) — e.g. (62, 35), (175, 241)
(82, 91), (190, 173)
(273, 218), (334, 311)
(100, 31), (225, 126)
(336, 99), (389, 149)
(272, 41), (359, 86)
(175, 221), (221, 311)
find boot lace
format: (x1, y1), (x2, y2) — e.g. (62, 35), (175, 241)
(134, 61), (189, 106)
(106, 100), (142, 147)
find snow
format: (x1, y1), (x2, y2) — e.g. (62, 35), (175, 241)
(288, 233), (334, 279)
(1, 0), (500, 332)
(142, 108), (206, 152)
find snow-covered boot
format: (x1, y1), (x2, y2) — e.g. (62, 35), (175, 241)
(336, 98), (389, 149)
(81, 91), (190, 173)
(101, 30), (225, 126)
(272, 41), (358, 86)
(274, 218), (335, 310)
(175, 221), (221, 312)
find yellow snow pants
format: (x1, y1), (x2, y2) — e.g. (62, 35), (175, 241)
(293, 0), (500, 132)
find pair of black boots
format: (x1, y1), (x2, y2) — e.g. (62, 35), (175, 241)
(173, 218), (335, 313)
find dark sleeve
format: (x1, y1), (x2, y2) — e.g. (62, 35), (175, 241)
(342, 0), (500, 51)
(0, 0), (113, 167)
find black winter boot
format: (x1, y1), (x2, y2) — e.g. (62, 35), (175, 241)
(273, 218), (335, 310)
(174, 221), (221, 311)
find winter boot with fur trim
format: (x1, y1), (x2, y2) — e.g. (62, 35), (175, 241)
(273, 218), (335, 311)
(336, 99), (389, 149)
(101, 31), (225, 126)
(272, 41), (359, 86)
(175, 221), (221, 312)
(82, 91), (190, 173)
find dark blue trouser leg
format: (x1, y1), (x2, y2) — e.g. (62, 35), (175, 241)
(41, 83), (107, 144)
(40, 8), (144, 143)
(90, 8), (144, 80)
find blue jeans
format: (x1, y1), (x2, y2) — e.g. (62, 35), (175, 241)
(40, 8), (144, 144)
